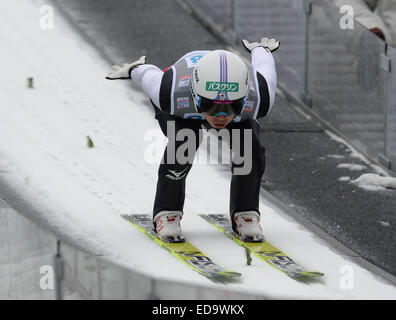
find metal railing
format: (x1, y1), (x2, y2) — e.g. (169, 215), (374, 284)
(385, 47), (396, 170)
(306, 0), (391, 169)
(188, 0), (396, 171)
(0, 197), (57, 299)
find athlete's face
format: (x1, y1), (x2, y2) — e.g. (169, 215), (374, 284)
(203, 113), (235, 129)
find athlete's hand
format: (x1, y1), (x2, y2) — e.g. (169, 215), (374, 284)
(242, 38), (280, 53)
(105, 56), (147, 80)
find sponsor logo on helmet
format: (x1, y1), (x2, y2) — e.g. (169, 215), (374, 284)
(190, 55), (203, 65)
(206, 81), (239, 92)
(186, 54), (204, 68)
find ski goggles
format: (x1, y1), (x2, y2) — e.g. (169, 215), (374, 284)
(198, 96), (245, 117)
(191, 86), (246, 117)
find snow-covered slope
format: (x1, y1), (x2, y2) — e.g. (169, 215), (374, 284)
(1, 0), (396, 299)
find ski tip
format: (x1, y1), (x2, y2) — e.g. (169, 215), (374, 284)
(213, 271), (241, 278)
(208, 271), (242, 282)
(293, 271), (325, 280)
(223, 271), (242, 278)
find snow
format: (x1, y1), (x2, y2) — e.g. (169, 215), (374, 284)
(327, 154), (346, 160)
(325, 130), (372, 165)
(378, 221), (391, 227)
(338, 176), (351, 182)
(336, 163), (367, 171)
(1, 0), (396, 299)
(351, 173), (396, 191)
(325, 130), (396, 192)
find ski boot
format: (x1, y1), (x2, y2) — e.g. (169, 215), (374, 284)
(154, 211), (185, 243)
(234, 211), (265, 243)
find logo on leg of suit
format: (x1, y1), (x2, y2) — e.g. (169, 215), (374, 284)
(166, 168), (189, 180)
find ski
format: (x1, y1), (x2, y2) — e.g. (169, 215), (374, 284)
(121, 214), (241, 282)
(200, 214), (324, 280)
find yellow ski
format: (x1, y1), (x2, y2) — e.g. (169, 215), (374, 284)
(200, 214), (324, 280)
(122, 214), (241, 281)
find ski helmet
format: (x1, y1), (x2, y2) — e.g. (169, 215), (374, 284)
(191, 50), (249, 115)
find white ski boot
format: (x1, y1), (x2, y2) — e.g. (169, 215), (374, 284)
(154, 211), (185, 243)
(233, 211), (265, 243)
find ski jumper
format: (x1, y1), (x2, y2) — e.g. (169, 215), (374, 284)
(130, 47), (277, 228)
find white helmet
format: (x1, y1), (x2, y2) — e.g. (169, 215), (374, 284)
(191, 50), (249, 114)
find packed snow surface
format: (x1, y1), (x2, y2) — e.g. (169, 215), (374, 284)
(1, 0), (396, 299)
(351, 173), (396, 191)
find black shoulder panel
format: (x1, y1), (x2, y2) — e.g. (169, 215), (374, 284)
(159, 68), (173, 113)
(256, 72), (271, 119)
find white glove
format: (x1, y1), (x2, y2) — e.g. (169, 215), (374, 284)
(242, 38), (280, 53)
(105, 56), (147, 80)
